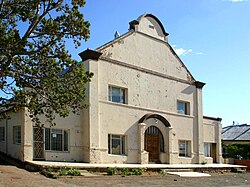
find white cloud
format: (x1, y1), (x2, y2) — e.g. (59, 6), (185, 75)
(196, 52), (203, 55)
(172, 45), (203, 56)
(174, 48), (193, 56)
(223, 0), (249, 2)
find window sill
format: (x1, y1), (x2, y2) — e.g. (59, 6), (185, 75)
(178, 156), (191, 158)
(108, 154), (127, 157)
(45, 150), (70, 153)
(13, 143), (21, 145)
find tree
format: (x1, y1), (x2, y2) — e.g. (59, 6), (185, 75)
(0, 0), (93, 126)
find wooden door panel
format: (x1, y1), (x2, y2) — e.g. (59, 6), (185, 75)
(146, 134), (160, 162)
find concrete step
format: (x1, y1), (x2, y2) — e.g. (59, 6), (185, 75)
(161, 168), (193, 173)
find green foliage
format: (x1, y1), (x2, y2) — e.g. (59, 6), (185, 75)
(59, 167), (81, 176)
(0, 0), (91, 126)
(201, 160), (207, 165)
(107, 167), (118, 175)
(121, 168), (130, 176)
(224, 144), (250, 159)
(107, 167), (144, 176)
(131, 168), (144, 175)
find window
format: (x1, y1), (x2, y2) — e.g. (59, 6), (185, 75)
(0, 127), (5, 142)
(108, 134), (126, 155)
(177, 100), (190, 115)
(45, 128), (69, 151)
(108, 86), (126, 104)
(204, 143), (211, 157)
(13, 126), (21, 144)
(179, 140), (190, 157)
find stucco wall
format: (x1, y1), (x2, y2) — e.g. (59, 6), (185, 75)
(94, 32), (201, 163)
(100, 32), (193, 82)
(0, 110), (24, 160)
(37, 111), (88, 162)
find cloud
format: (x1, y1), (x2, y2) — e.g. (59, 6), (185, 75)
(196, 52), (203, 55)
(172, 45), (203, 56)
(223, 0), (249, 2)
(174, 47), (193, 56)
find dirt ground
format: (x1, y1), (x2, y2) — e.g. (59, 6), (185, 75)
(0, 158), (250, 187)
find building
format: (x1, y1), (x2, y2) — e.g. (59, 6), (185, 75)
(0, 14), (223, 164)
(222, 124), (250, 145)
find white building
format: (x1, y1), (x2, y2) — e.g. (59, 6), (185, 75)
(0, 14), (222, 164)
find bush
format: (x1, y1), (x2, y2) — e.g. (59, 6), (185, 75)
(107, 167), (144, 176)
(59, 167), (81, 176)
(107, 167), (118, 175)
(224, 144), (250, 159)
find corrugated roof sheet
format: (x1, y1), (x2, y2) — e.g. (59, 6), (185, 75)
(222, 124), (250, 141)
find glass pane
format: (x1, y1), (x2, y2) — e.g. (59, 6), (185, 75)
(45, 128), (50, 150)
(111, 87), (123, 103)
(112, 137), (121, 155)
(179, 141), (186, 156)
(64, 130), (68, 151)
(122, 136), (125, 155)
(108, 135), (111, 154)
(177, 102), (185, 114)
(51, 133), (62, 151)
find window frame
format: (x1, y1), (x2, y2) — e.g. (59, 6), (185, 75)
(13, 126), (21, 144)
(204, 143), (212, 157)
(179, 140), (191, 157)
(108, 85), (127, 104)
(0, 126), (5, 142)
(45, 128), (69, 152)
(108, 134), (126, 155)
(177, 100), (190, 115)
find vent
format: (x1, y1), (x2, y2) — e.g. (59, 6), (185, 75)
(114, 31), (120, 39)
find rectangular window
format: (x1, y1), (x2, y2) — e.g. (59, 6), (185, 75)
(13, 126), (21, 144)
(0, 127), (5, 142)
(108, 134), (126, 155)
(179, 140), (190, 157)
(108, 85), (126, 104)
(45, 128), (69, 152)
(204, 143), (211, 157)
(177, 100), (190, 115)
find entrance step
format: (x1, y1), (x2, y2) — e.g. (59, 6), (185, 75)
(161, 168), (193, 173)
(167, 171), (211, 177)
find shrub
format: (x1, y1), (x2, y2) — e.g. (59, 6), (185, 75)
(107, 167), (118, 175)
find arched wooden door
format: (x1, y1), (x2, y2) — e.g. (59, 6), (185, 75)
(145, 126), (164, 163)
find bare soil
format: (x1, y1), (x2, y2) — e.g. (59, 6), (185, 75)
(1, 158), (250, 187)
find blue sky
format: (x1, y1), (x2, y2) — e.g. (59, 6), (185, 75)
(71, 0), (250, 127)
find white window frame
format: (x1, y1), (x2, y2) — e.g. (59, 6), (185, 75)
(204, 143), (212, 157)
(108, 85), (127, 104)
(0, 126), (5, 142)
(179, 140), (190, 157)
(177, 100), (190, 115)
(108, 134), (126, 155)
(45, 128), (69, 152)
(13, 126), (21, 144)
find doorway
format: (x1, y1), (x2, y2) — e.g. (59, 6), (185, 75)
(33, 127), (44, 160)
(145, 126), (164, 163)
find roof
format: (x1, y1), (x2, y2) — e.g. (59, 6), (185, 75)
(222, 124), (250, 141)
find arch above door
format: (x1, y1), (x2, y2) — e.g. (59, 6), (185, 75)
(138, 113), (171, 128)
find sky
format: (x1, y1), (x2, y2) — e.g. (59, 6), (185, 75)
(71, 0), (250, 127)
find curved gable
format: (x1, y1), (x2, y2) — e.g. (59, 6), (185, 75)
(137, 14), (169, 41)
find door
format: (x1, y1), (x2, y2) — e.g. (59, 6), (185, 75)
(146, 134), (160, 162)
(33, 127), (44, 160)
(145, 126), (163, 163)
(211, 143), (217, 163)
